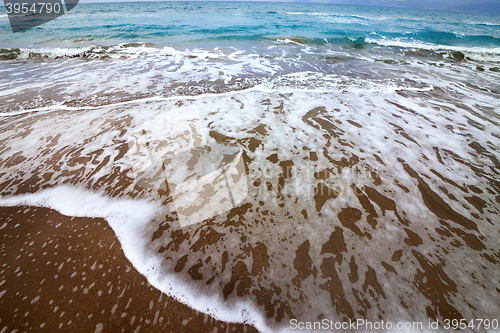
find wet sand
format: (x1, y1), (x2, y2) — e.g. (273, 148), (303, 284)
(0, 204), (256, 333)
(0, 88), (499, 332)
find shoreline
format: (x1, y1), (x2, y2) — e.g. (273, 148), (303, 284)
(0, 204), (258, 333)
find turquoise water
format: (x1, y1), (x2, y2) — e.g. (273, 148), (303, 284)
(1, 2), (500, 51)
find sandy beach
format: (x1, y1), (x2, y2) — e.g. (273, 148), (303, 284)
(0, 86), (499, 332)
(0, 204), (256, 333)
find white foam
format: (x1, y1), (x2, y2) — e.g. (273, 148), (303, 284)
(0, 187), (159, 253)
(1, 80), (499, 332)
(366, 37), (500, 61)
(0, 186), (276, 331)
(0, 85), (267, 117)
(94, 323), (103, 333)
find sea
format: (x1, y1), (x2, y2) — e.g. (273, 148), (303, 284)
(0, 2), (499, 332)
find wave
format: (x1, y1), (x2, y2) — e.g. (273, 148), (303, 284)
(465, 20), (500, 27)
(0, 42), (158, 60)
(365, 37), (500, 62)
(272, 34), (500, 60)
(405, 30), (500, 47)
(1, 34), (499, 64)
(273, 36), (367, 49)
(285, 11), (388, 20)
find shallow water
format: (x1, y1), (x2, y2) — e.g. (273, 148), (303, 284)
(1, 85), (499, 331)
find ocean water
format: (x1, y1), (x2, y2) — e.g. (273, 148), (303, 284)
(0, 2), (500, 332)
(0, 1), (500, 109)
